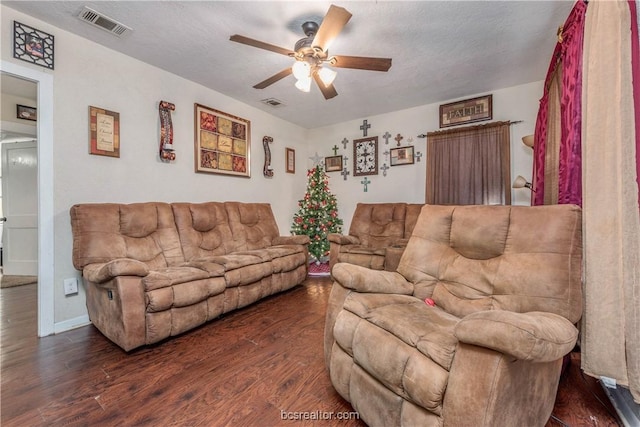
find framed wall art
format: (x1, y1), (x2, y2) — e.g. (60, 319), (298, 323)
(439, 94), (492, 128)
(194, 103), (251, 177)
(13, 21), (54, 70)
(353, 136), (378, 176)
(324, 155), (343, 172)
(89, 106), (120, 158)
(286, 147), (295, 173)
(390, 146), (415, 166)
(17, 104), (37, 121)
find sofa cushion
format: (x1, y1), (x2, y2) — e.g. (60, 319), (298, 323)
(172, 202), (235, 260)
(225, 202), (280, 250)
(334, 292), (458, 415)
(142, 266), (210, 291)
(349, 203), (408, 248)
(398, 204), (583, 323)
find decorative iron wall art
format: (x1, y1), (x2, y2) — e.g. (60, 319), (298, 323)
(13, 21), (54, 69)
(159, 101), (176, 162)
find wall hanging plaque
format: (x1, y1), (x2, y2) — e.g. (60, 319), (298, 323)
(89, 106), (120, 158)
(325, 155), (343, 172)
(439, 94), (492, 128)
(13, 21), (54, 70)
(286, 148), (295, 173)
(194, 103), (250, 177)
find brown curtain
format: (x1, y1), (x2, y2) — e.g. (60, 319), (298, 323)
(426, 121), (511, 205)
(544, 67), (563, 204)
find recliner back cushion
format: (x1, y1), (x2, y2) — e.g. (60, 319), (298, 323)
(172, 202), (235, 260)
(349, 203), (408, 247)
(70, 202), (184, 270)
(225, 202), (280, 250)
(398, 204), (582, 323)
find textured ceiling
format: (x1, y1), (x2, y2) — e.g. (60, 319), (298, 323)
(3, 1), (572, 129)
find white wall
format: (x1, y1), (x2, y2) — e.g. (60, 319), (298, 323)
(2, 6), (308, 326)
(2, 6), (540, 330)
(307, 83), (539, 231)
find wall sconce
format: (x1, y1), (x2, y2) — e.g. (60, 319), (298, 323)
(522, 134), (534, 148)
(512, 175), (535, 191)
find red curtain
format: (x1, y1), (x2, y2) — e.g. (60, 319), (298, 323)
(532, 0), (587, 206)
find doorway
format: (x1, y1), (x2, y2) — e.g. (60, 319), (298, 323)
(1, 60), (54, 337)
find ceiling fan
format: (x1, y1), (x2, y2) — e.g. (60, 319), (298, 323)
(229, 4), (392, 99)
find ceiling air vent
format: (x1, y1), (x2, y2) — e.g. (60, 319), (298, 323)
(77, 6), (132, 37)
(261, 98), (285, 108)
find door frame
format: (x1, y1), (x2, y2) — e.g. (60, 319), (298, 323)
(1, 60), (54, 337)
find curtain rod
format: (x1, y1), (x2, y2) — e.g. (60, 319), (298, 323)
(418, 120), (522, 138)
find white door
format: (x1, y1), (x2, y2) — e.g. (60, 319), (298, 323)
(1, 141), (38, 275)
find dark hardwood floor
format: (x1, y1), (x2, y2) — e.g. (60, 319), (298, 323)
(1, 278), (622, 426)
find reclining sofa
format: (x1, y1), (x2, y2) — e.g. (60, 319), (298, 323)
(328, 203), (423, 272)
(325, 204), (582, 426)
(70, 201), (309, 351)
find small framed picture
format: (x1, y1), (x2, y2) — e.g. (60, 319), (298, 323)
(13, 21), (54, 69)
(286, 147), (295, 173)
(390, 146), (415, 166)
(325, 155), (343, 172)
(16, 104), (37, 121)
(89, 105), (120, 158)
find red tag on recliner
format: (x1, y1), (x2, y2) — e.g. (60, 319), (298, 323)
(424, 298), (436, 306)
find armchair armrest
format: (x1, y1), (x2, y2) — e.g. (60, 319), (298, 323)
(332, 262), (413, 295)
(328, 233), (360, 245)
(83, 259), (149, 284)
(454, 310), (578, 363)
(273, 235), (310, 245)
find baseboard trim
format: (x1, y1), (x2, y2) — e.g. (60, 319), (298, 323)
(54, 315), (91, 334)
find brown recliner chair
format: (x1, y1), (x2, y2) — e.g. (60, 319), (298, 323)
(325, 204), (582, 426)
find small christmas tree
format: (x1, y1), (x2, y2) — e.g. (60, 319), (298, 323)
(291, 165), (343, 263)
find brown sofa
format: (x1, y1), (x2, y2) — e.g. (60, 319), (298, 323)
(325, 204), (582, 426)
(70, 201), (309, 351)
(328, 203), (423, 272)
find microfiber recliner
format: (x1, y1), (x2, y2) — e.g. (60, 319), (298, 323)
(324, 204), (582, 426)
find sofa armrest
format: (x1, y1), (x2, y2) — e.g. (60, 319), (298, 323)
(83, 259), (149, 284)
(332, 262), (413, 295)
(454, 310), (578, 363)
(328, 233), (360, 245)
(273, 235), (310, 245)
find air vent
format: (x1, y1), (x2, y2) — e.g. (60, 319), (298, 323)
(77, 6), (132, 37)
(261, 98), (285, 107)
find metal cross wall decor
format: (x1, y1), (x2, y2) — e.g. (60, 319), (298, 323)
(360, 119), (371, 137)
(395, 133), (404, 146)
(341, 167), (350, 181)
(382, 131), (392, 145)
(341, 138), (349, 149)
(331, 144), (339, 155)
(380, 163), (390, 177)
(361, 177), (371, 192)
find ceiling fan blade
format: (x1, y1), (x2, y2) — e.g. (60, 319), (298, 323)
(230, 35), (295, 57)
(312, 72), (338, 100)
(312, 5), (352, 52)
(253, 68), (293, 89)
(330, 55), (392, 72)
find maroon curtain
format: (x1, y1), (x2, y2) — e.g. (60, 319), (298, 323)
(532, 0), (587, 206)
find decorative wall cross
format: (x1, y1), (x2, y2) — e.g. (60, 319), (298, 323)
(360, 119), (371, 137)
(383, 149), (390, 160)
(331, 144), (339, 155)
(341, 138), (349, 149)
(380, 163), (390, 177)
(341, 167), (350, 181)
(415, 151), (423, 162)
(382, 131), (391, 145)
(361, 177), (371, 192)
(395, 133), (404, 146)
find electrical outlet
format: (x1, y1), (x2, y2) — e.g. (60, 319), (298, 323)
(63, 278), (78, 296)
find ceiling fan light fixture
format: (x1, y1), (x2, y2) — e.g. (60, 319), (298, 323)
(292, 61), (311, 80)
(317, 66), (337, 86)
(295, 77), (312, 92)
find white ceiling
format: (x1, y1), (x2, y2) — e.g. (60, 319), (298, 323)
(3, 1), (572, 129)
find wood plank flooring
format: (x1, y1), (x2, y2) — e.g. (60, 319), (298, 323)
(1, 278), (622, 426)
